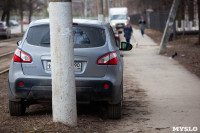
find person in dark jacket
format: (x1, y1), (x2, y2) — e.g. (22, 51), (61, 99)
(138, 16), (146, 36)
(123, 21), (133, 43)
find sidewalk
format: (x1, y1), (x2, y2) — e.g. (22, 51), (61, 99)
(123, 28), (200, 132)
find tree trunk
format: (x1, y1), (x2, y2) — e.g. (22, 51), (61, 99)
(1, 0), (7, 22)
(28, 0), (33, 23)
(198, 0), (200, 44)
(177, 0), (185, 27)
(98, 0), (104, 21)
(188, 0), (194, 21)
(20, 0), (24, 33)
(6, 0), (11, 27)
(1, 11), (6, 21)
(159, 0), (180, 54)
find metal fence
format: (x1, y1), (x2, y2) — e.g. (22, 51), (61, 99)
(130, 11), (199, 33)
(130, 11), (169, 32)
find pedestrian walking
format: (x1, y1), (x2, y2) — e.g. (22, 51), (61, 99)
(123, 21), (133, 43)
(138, 16), (146, 36)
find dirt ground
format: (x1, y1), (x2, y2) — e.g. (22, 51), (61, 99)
(1, 28), (200, 132)
(0, 69), (149, 132)
(145, 29), (200, 78)
(0, 32), (152, 133)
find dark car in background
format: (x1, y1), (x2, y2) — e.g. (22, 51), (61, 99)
(0, 21), (11, 38)
(8, 19), (132, 119)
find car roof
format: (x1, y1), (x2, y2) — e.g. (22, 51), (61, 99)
(29, 19), (109, 27)
(0, 21), (6, 25)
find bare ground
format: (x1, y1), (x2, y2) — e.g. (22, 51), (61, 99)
(145, 29), (200, 78)
(0, 69), (150, 133)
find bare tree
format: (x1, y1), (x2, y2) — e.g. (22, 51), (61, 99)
(198, 0), (200, 44)
(1, 0), (11, 26)
(27, 0), (46, 23)
(28, 0), (33, 23)
(20, 0), (24, 33)
(1, 1), (6, 21)
(125, 0), (173, 14)
(188, 0), (194, 21)
(177, 0), (186, 27)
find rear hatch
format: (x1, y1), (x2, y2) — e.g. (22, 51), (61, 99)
(21, 24), (109, 77)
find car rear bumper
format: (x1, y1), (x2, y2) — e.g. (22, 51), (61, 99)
(0, 31), (7, 36)
(8, 76), (122, 104)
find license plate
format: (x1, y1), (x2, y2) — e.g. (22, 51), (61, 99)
(117, 24), (123, 27)
(46, 61), (82, 72)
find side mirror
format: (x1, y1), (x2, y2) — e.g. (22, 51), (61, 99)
(17, 40), (22, 46)
(118, 31), (122, 34)
(120, 42), (132, 51)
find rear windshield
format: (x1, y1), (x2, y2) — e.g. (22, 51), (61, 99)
(26, 24), (106, 48)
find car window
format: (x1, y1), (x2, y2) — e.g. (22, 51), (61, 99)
(0, 23), (3, 27)
(26, 24), (106, 48)
(111, 15), (127, 20)
(26, 25), (50, 46)
(109, 26), (118, 47)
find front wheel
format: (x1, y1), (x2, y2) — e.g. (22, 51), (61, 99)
(108, 102), (122, 119)
(9, 101), (26, 116)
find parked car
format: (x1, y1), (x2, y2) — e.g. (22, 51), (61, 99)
(9, 20), (19, 26)
(18, 19), (29, 24)
(0, 21), (11, 38)
(8, 19), (132, 119)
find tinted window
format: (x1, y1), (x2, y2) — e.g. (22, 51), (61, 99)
(109, 26), (118, 47)
(0, 23), (3, 27)
(111, 15), (127, 20)
(26, 24), (106, 48)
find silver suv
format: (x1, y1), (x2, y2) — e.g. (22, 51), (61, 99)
(8, 19), (132, 119)
(0, 21), (11, 38)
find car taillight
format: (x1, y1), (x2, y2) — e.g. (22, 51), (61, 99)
(114, 33), (119, 39)
(73, 23), (78, 26)
(98, 52), (118, 65)
(13, 49), (32, 63)
(2, 23), (6, 30)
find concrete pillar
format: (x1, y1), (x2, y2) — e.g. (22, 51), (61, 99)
(49, 0), (77, 126)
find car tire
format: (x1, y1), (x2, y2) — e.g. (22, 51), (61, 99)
(108, 102), (122, 119)
(5, 35), (8, 39)
(9, 101), (26, 116)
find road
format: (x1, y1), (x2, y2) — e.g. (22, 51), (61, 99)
(0, 38), (19, 73)
(0, 24), (27, 73)
(0, 28), (200, 132)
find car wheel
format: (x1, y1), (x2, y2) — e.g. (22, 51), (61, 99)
(9, 101), (26, 116)
(5, 35), (8, 39)
(108, 102), (122, 119)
